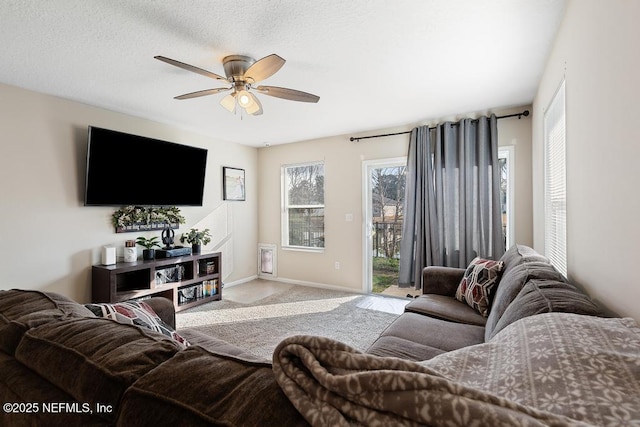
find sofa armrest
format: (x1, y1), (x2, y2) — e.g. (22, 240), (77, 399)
(145, 297), (176, 329)
(422, 266), (465, 296)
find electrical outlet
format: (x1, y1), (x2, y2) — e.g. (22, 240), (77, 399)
(334, 261), (340, 270)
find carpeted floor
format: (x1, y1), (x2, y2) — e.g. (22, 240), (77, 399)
(176, 282), (406, 360)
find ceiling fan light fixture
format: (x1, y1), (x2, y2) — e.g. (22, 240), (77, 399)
(246, 103), (260, 115)
(245, 92), (263, 116)
(237, 90), (251, 107)
(220, 93), (236, 112)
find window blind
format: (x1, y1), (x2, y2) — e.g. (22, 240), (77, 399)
(543, 80), (567, 276)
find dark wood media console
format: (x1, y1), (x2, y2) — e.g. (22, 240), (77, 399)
(92, 251), (221, 311)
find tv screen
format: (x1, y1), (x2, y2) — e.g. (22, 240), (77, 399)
(84, 126), (208, 206)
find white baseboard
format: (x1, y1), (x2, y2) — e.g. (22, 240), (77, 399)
(223, 275), (258, 288)
(263, 276), (367, 295)
(223, 274), (366, 295)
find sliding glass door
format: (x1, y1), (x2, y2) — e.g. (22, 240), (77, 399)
(362, 158), (406, 294)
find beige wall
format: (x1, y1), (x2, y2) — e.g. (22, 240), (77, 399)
(498, 107), (534, 247)
(258, 106), (533, 292)
(0, 83), (258, 303)
(0, 83), (534, 301)
(532, 1), (640, 320)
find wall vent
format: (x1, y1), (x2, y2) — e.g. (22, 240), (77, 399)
(258, 243), (277, 278)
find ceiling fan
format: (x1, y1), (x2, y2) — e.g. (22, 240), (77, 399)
(154, 53), (320, 116)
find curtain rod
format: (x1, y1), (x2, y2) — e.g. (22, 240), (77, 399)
(349, 110), (530, 142)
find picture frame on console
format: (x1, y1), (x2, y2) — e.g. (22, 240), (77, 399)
(223, 167), (245, 201)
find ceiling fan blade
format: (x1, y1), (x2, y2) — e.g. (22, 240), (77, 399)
(154, 56), (227, 81)
(255, 85), (320, 103)
(174, 87), (231, 100)
(244, 54), (285, 83)
(246, 92), (263, 116)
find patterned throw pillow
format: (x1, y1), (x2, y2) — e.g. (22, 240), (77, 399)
(85, 301), (190, 347)
(455, 257), (504, 317)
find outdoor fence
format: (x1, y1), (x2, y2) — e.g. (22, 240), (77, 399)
(373, 221), (403, 259)
(288, 222), (325, 248)
(287, 220), (401, 254)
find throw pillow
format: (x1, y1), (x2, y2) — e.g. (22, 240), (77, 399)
(85, 301), (189, 347)
(455, 257), (504, 317)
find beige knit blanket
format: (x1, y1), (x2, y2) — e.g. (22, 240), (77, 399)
(272, 313), (640, 427)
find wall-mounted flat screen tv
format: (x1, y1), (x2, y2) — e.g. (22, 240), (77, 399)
(84, 126), (208, 206)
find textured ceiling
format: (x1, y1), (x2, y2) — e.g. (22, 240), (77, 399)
(0, 0), (566, 146)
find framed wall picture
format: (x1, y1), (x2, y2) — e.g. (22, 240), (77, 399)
(223, 167), (246, 201)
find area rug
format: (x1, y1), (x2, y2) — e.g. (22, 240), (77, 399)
(176, 284), (404, 360)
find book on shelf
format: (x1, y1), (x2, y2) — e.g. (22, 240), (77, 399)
(198, 260), (217, 275)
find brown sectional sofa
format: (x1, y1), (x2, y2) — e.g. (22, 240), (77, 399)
(0, 245), (610, 426)
(366, 244), (604, 360)
(0, 290), (308, 426)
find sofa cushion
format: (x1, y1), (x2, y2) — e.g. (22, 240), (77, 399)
(0, 290), (95, 355)
(177, 329), (265, 362)
(0, 352), (110, 427)
(0, 290), (96, 322)
(86, 301), (189, 347)
(421, 266), (467, 295)
(489, 279), (604, 339)
(455, 257), (504, 317)
(14, 317), (182, 422)
(405, 294), (486, 326)
(366, 335), (446, 361)
(118, 346), (308, 427)
(378, 312), (485, 352)
(0, 290), (96, 320)
(484, 261), (566, 341)
(499, 244), (549, 275)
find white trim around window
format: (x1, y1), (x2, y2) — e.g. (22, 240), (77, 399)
(281, 161), (325, 252)
(498, 146), (515, 248)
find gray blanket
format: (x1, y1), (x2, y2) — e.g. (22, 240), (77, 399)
(273, 313), (640, 426)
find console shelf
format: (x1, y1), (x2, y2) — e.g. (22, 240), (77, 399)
(92, 251), (221, 312)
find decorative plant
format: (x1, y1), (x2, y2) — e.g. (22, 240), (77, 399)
(112, 206), (186, 229)
(180, 228), (212, 246)
(112, 206), (143, 228)
(135, 236), (161, 250)
(157, 206), (186, 225)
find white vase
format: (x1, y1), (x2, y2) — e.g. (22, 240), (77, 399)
(123, 246), (137, 262)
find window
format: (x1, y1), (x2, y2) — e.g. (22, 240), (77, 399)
(282, 162), (325, 250)
(544, 80), (567, 275)
(498, 146), (515, 248)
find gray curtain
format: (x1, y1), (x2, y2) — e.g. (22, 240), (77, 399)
(399, 114), (505, 289)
